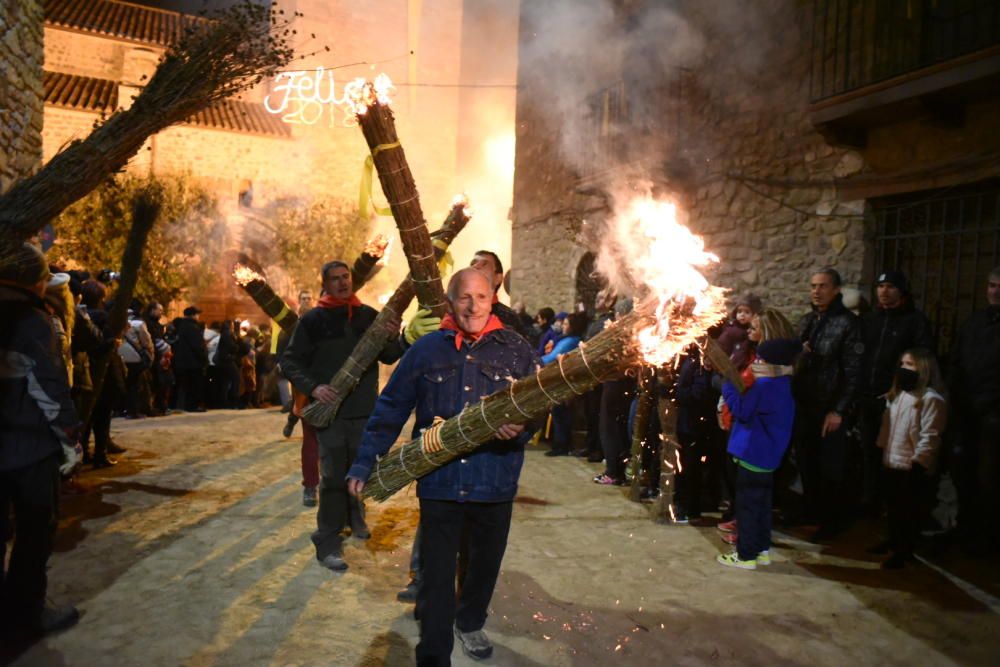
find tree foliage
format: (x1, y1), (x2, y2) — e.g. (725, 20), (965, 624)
(50, 173), (226, 307)
(264, 197), (372, 292)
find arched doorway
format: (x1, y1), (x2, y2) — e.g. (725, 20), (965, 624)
(575, 252), (605, 317)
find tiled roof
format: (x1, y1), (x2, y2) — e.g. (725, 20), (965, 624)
(44, 0), (204, 47)
(44, 70), (117, 111)
(43, 71), (291, 138)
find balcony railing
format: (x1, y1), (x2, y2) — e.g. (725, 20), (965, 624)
(810, 0), (1000, 102)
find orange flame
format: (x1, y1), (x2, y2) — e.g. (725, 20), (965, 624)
(232, 264), (264, 287)
(344, 73), (394, 115)
(364, 233), (390, 259)
(603, 195), (728, 366)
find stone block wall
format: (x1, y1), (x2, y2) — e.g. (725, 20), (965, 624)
(0, 0), (44, 194)
(510, 0), (874, 318)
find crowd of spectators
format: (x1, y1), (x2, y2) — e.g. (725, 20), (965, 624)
(524, 265), (1000, 569)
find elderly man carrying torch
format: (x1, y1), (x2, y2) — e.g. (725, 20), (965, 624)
(348, 268), (538, 665)
(280, 261), (402, 571)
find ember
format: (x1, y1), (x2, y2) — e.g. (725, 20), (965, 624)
(232, 263), (264, 287)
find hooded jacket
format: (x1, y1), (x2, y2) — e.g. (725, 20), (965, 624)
(722, 375), (795, 471)
(0, 285), (80, 471)
(794, 294), (864, 416)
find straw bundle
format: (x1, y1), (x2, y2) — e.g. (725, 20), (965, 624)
(233, 265), (299, 334)
(354, 91), (447, 317)
(301, 202), (470, 428)
(362, 304), (659, 502)
(0, 1), (293, 242)
(351, 234), (389, 288)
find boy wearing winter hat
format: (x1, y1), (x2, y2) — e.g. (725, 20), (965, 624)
(717, 338), (800, 570)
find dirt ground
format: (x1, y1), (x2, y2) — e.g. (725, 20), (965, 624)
(5, 408), (999, 666)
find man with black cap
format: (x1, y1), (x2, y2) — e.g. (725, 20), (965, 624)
(0, 242), (81, 638)
(280, 260), (402, 571)
(859, 270), (934, 514)
(171, 305), (208, 412)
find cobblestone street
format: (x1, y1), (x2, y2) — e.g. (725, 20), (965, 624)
(7, 409), (999, 666)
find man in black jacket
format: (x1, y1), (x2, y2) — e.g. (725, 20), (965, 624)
(281, 260), (402, 571)
(0, 243), (80, 639)
(949, 267), (1000, 553)
(171, 306), (208, 412)
(859, 270), (934, 513)
(793, 268), (864, 541)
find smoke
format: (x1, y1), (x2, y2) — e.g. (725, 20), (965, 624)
(518, 0), (705, 175)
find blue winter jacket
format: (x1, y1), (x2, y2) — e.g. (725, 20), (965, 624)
(348, 326), (539, 502)
(722, 376), (795, 471)
(540, 335), (580, 365)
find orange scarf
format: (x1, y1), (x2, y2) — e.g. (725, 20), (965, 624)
(440, 313), (504, 350)
(316, 293), (362, 320)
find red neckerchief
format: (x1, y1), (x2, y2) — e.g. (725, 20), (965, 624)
(492, 293), (499, 304)
(440, 313), (504, 350)
(316, 293), (362, 320)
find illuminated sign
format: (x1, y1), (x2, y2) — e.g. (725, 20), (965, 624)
(263, 67), (377, 127)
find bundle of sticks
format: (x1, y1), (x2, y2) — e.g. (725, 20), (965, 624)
(301, 200), (470, 428)
(362, 303), (660, 501)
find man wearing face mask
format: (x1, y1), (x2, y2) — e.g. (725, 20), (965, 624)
(859, 270), (935, 515)
(949, 266), (1000, 554)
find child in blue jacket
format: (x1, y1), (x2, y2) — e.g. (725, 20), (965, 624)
(717, 338), (800, 570)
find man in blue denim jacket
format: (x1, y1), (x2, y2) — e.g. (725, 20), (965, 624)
(348, 268), (537, 666)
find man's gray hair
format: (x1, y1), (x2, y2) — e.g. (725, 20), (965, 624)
(447, 267), (491, 301)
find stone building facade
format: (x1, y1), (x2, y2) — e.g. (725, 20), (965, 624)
(0, 0), (44, 194)
(511, 0), (1000, 352)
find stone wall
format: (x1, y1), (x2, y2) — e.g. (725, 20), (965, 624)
(510, 0), (873, 317)
(0, 0), (44, 194)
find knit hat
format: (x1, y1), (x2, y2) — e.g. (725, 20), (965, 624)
(554, 311), (568, 321)
(876, 269), (910, 294)
(0, 242), (51, 287)
(735, 293), (763, 314)
(756, 338), (802, 366)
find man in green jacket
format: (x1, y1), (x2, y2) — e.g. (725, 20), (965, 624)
(280, 261), (402, 571)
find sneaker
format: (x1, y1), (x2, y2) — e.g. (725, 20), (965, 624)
(455, 626), (493, 660)
(717, 519), (737, 533)
(716, 552), (756, 570)
(396, 579), (419, 603)
(756, 550), (771, 566)
(351, 520), (371, 540)
(319, 552), (348, 572)
(34, 605), (80, 636)
(593, 474), (624, 486)
(302, 486), (317, 507)
(639, 487), (660, 502)
(721, 532), (738, 545)
(106, 441), (128, 454)
(586, 453), (604, 463)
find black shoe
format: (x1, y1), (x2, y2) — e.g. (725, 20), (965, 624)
(544, 448), (569, 457)
(106, 442), (127, 454)
(881, 553), (907, 570)
(92, 456), (117, 469)
(282, 422), (295, 438)
(35, 605), (80, 636)
(351, 521), (371, 540)
(319, 552), (348, 572)
(396, 580), (419, 603)
(587, 453), (604, 463)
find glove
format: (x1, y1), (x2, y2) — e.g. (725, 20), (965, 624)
(404, 308), (442, 345)
(59, 442), (82, 476)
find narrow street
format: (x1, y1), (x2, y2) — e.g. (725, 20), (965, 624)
(8, 409), (999, 666)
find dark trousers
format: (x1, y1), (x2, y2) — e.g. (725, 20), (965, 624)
(795, 409), (849, 530)
(600, 378), (634, 480)
(550, 402), (573, 452)
(311, 417), (367, 559)
(735, 466), (773, 561)
(953, 411), (1000, 548)
(583, 386), (603, 455)
(301, 422), (319, 489)
(416, 499), (512, 667)
(884, 467), (927, 557)
(0, 455), (59, 620)
(859, 398), (887, 509)
(124, 363), (151, 416)
(175, 368), (204, 411)
(90, 388), (114, 460)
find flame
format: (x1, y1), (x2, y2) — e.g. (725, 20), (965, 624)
(379, 236), (394, 266)
(364, 233), (390, 259)
(232, 264), (264, 287)
(377, 292), (392, 305)
(451, 193), (473, 219)
(344, 73), (394, 115)
(602, 195), (728, 366)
